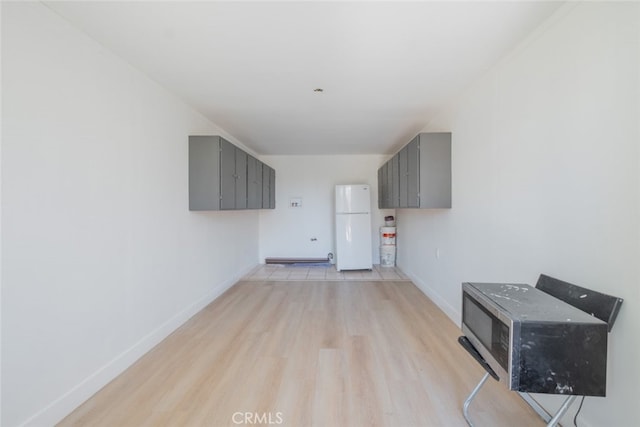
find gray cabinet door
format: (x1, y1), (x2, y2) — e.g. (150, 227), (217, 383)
(399, 145), (409, 208)
(378, 165), (384, 208)
(407, 136), (420, 208)
(247, 155), (256, 208)
(247, 156), (263, 209)
(255, 161), (264, 208)
(377, 168), (383, 209)
(382, 162), (389, 208)
(262, 165), (270, 209)
(390, 155), (400, 208)
(235, 149), (247, 209)
(418, 133), (451, 208)
(376, 133), (450, 210)
(267, 168), (276, 209)
(269, 167), (276, 209)
(384, 161), (392, 208)
(220, 138), (236, 210)
(189, 136), (220, 210)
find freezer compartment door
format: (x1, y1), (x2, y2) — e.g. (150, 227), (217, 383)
(335, 185), (370, 214)
(335, 213), (372, 271)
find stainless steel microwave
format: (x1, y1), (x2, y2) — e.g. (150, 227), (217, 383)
(461, 282), (608, 396)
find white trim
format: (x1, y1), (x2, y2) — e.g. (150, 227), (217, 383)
(405, 270), (461, 326)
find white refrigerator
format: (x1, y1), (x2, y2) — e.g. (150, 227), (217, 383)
(335, 184), (372, 271)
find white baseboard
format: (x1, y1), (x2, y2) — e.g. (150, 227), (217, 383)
(22, 265), (255, 427)
(404, 270), (461, 326)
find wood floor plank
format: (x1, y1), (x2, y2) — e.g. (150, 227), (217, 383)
(312, 348), (348, 427)
(58, 280), (543, 427)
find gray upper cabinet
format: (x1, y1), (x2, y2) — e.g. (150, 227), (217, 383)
(377, 132), (451, 209)
(189, 135), (275, 211)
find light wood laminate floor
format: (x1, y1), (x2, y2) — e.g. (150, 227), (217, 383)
(59, 281), (543, 426)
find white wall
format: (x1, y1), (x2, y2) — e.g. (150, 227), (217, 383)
(397, 3), (639, 426)
(1, 3), (259, 426)
(259, 155), (394, 265)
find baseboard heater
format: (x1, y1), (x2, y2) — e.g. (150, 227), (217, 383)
(265, 257), (330, 265)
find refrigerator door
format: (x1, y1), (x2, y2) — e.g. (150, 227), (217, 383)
(335, 213), (373, 271)
(335, 185), (370, 214)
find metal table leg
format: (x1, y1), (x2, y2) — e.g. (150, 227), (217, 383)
(463, 372), (490, 427)
(546, 395), (578, 427)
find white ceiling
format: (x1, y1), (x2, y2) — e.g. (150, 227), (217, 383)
(45, 1), (563, 155)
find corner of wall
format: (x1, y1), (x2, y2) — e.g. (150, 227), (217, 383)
(402, 268), (460, 326)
